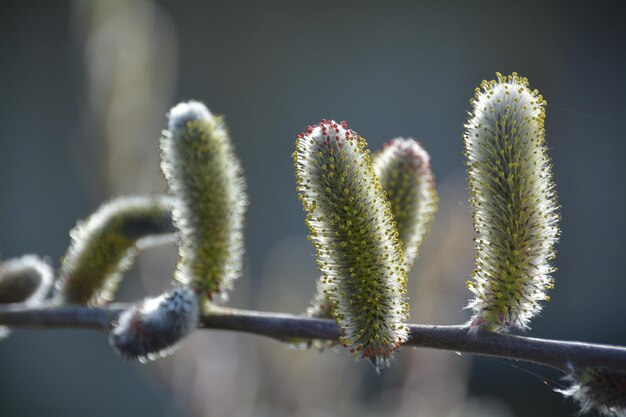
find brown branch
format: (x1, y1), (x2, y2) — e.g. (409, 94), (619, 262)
(1, 304), (625, 373)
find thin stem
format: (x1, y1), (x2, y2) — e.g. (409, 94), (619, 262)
(1, 304), (625, 373)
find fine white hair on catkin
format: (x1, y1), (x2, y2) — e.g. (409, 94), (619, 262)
(160, 101), (247, 306)
(109, 287), (199, 362)
(464, 73), (560, 332)
(372, 138), (438, 270)
(557, 365), (626, 416)
(294, 119), (409, 369)
(0, 255), (54, 340)
(0, 255), (54, 306)
(56, 195), (177, 306)
(306, 137), (437, 352)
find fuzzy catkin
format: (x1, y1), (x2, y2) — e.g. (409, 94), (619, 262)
(0, 255), (54, 340)
(0, 255), (53, 305)
(464, 73), (560, 332)
(558, 366), (626, 417)
(160, 101), (247, 306)
(109, 286), (199, 362)
(307, 138), (437, 325)
(56, 195), (177, 306)
(294, 119), (409, 368)
(372, 138), (438, 270)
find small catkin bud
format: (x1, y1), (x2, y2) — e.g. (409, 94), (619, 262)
(372, 138), (438, 270)
(109, 286), (199, 362)
(0, 255), (54, 340)
(56, 195), (177, 306)
(464, 72), (560, 332)
(160, 101), (247, 305)
(294, 119), (409, 369)
(558, 366), (626, 416)
(0, 255), (54, 305)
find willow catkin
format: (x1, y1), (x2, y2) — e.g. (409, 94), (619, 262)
(294, 119), (409, 368)
(109, 286), (199, 362)
(0, 255), (54, 339)
(56, 195), (176, 306)
(0, 255), (53, 305)
(464, 72), (560, 332)
(307, 138), (437, 326)
(373, 138), (438, 270)
(558, 365), (626, 417)
(160, 101), (247, 305)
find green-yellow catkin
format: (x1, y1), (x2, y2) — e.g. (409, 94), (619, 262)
(0, 255), (54, 340)
(307, 138), (437, 327)
(558, 365), (626, 416)
(160, 101), (247, 306)
(464, 73), (560, 332)
(372, 138), (438, 270)
(56, 195), (177, 306)
(294, 119), (409, 369)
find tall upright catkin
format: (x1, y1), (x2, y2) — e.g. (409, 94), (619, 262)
(294, 119), (409, 368)
(464, 73), (560, 332)
(160, 101), (247, 306)
(372, 138), (438, 270)
(307, 138), (437, 323)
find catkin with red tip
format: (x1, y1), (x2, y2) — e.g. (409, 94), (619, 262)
(307, 138), (437, 332)
(160, 101), (247, 306)
(294, 120), (409, 369)
(372, 138), (438, 270)
(464, 73), (560, 332)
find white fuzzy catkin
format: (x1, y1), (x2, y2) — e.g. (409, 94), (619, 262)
(464, 73), (560, 332)
(109, 287), (199, 362)
(558, 365), (626, 416)
(307, 138), (437, 331)
(372, 138), (438, 270)
(0, 255), (54, 306)
(0, 255), (54, 340)
(294, 119), (409, 368)
(56, 195), (177, 306)
(160, 101), (247, 305)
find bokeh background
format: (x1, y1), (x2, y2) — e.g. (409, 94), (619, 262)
(1, 1), (625, 416)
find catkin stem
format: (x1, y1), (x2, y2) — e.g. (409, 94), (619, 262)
(1, 304), (624, 373)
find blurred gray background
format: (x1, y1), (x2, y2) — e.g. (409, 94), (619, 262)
(1, 1), (625, 416)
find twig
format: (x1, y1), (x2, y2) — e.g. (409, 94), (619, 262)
(1, 304), (625, 373)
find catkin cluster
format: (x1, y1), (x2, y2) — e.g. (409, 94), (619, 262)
(294, 119), (409, 368)
(307, 138), (437, 329)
